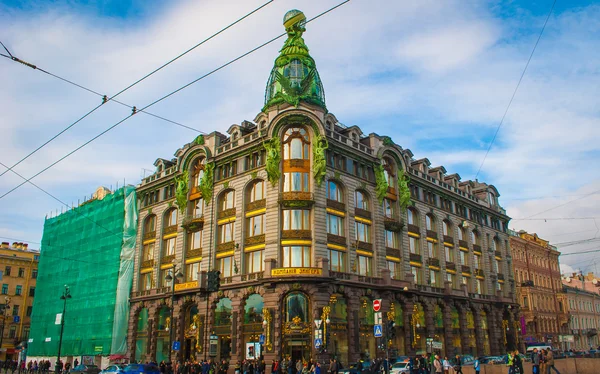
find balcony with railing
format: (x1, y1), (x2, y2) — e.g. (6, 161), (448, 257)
(426, 230), (438, 240)
(446, 262), (456, 271)
(326, 199), (346, 212)
(143, 231), (156, 241)
(461, 265), (471, 274)
(279, 192), (314, 208)
(459, 240), (469, 249)
(325, 129), (374, 156)
(473, 244), (482, 253)
(384, 217), (404, 232)
(218, 208), (236, 220)
(407, 224), (420, 234)
(443, 235), (454, 245)
(427, 258), (440, 268)
(354, 207), (371, 219)
(182, 214), (204, 231)
(410, 253), (422, 263)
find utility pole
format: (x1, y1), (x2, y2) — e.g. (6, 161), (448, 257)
(165, 264), (183, 362)
(56, 285), (72, 374)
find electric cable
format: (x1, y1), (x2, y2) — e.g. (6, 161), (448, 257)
(522, 188), (600, 219)
(0, 0), (350, 204)
(0, 0), (274, 178)
(474, 0), (557, 179)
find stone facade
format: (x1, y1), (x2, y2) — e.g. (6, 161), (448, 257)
(510, 230), (569, 350)
(127, 8), (517, 366)
(561, 274), (600, 350)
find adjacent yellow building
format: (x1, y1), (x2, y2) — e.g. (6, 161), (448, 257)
(0, 241), (39, 361)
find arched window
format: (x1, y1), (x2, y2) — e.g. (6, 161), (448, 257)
(458, 226), (465, 241)
(135, 308), (149, 362)
(144, 215), (156, 235)
(157, 306), (170, 331)
(471, 230), (480, 246)
(327, 181), (343, 203)
(442, 220), (452, 237)
(244, 294), (264, 324)
(192, 158), (206, 187)
(407, 208), (419, 226)
(285, 292), (308, 322)
(215, 298), (232, 326)
(283, 127), (310, 160)
(137, 308), (149, 332)
(425, 214), (435, 231)
(165, 209), (177, 228)
(382, 157), (395, 186)
(248, 180), (265, 203)
(355, 191), (369, 210)
(220, 190), (235, 211)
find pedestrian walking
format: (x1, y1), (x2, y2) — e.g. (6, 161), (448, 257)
(531, 348), (540, 374)
(473, 358), (480, 374)
(441, 357), (449, 374)
(433, 355), (442, 374)
(453, 355), (462, 374)
(544, 350), (560, 374)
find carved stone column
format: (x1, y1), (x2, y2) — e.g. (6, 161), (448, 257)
(402, 298), (415, 356)
(441, 303), (455, 357)
(423, 300), (435, 345)
(346, 289), (362, 363)
(473, 305), (484, 357)
(456, 303), (470, 355)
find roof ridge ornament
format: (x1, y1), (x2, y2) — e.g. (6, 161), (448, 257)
(263, 10), (326, 111)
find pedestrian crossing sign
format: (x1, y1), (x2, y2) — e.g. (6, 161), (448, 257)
(374, 324), (383, 337)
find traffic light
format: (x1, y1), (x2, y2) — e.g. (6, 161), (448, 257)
(207, 270), (221, 292)
(388, 320), (396, 340)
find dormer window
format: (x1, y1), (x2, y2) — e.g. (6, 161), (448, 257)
(232, 132), (239, 141)
(351, 133), (357, 141)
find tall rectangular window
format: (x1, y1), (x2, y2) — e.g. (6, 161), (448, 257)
(218, 222), (234, 243)
(409, 237), (420, 254)
(282, 210), (310, 230)
(186, 262), (200, 282)
(329, 250), (346, 272)
(357, 255), (372, 276)
(427, 241), (437, 258)
(459, 251), (467, 266)
(218, 256), (234, 278)
(282, 246), (311, 268)
(12, 305), (19, 316)
(474, 254), (481, 269)
(445, 246), (453, 262)
(430, 270), (440, 287)
(387, 261), (400, 279)
(411, 266), (422, 284)
(188, 230), (203, 251)
(142, 242), (155, 261)
(29, 287), (35, 297)
(18, 268), (25, 277)
(163, 237), (177, 256)
(354, 222), (371, 242)
(327, 214), (345, 236)
(446, 273), (455, 289)
(26, 306), (33, 317)
(476, 279), (485, 294)
(385, 230), (399, 249)
(32, 270), (38, 279)
(141, 273), (153, 291)
(1, 284), (7, 294)
(15, 285), (22, 296)
(247, 215), (265, 237)
(4, 267), (10, 276)
(245, 250), (263, 274)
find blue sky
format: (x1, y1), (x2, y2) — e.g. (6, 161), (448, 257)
(1, 0), (599, 273)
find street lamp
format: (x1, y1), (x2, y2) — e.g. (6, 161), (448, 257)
(56, 285), (71, 374)
(165, 265), (183, 361)
(0, 297), (11, 354)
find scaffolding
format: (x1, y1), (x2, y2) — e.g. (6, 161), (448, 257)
(28, 186), (137, 357)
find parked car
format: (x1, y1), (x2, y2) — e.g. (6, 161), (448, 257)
(389, 362), (410, 374)
(393, 356), (410, 364)
(101, 365), (124, 374)
(71, 365), (101, 374)
(460, 356), (475, 366)
(123, 364), (160, 374)
(338, 362), (371, 374)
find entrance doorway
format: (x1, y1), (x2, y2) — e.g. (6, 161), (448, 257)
(184, 338), (197, 360)
(284, 340), (310, 363)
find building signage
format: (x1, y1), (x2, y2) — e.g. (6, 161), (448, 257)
(174, 281), (199, 291)
(374, 312), (382, 325)
(94, 346), (103, 353)
(55, 313), (62, 325)
(271, 268), (322, 276)
(245, 342), (261, 360)
(432, 341), (443, 349)
(45, 338), (51, 342)
(314, 319), (322, 329)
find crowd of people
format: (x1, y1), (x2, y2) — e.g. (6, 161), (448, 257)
(1, 359), (59, 374)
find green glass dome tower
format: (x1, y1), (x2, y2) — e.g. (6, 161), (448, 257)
(263, 10), (326, 111)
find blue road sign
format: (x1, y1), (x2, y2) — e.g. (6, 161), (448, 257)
(259, 334), (265, 344)
(13, 316), (20, 323)
(374, 324), (383, 337)
(172, 341), (181, 351)
(314, 338), (322, 348)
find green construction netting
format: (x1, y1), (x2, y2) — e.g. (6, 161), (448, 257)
(28, 186), (137, 357)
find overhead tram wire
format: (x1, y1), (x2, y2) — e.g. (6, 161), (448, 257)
(522, 188), (600, 219)
(473, 0), (557, 179)
(0, 0), (351, 205)
(0, 0), (275, 178)
(0, 53), (205, 135)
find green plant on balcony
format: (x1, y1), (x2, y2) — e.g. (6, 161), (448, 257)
(398, 169), (411, 212)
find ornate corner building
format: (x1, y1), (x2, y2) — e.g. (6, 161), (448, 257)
(510, 231), (569, 349)
(127, 9), (518, 365)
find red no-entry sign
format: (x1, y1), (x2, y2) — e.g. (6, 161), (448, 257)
(373, 299), (382, 312)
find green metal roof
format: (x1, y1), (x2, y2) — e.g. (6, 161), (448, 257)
(264, 10), (326, 111)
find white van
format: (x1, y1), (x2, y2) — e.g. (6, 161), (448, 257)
(526, 345), (552, 353)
